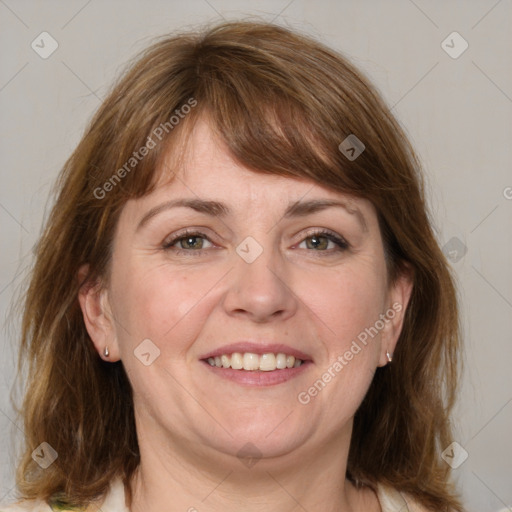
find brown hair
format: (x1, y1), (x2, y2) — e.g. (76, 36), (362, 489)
(14, 21), (463, 511)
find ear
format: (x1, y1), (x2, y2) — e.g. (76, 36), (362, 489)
(77, 264), (121, 362)
(377, 263), (414, 367)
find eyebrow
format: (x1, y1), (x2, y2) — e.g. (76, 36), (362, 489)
(136, 198), (368, 232)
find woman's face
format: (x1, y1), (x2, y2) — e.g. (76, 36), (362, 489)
(83, 118), (411, 466)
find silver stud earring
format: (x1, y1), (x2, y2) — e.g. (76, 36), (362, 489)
(386, 350), (393, 363)
(103, 346), (109, 358)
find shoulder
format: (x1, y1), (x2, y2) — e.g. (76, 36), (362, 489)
(0, 494), (87, 512)
(376, 483), (436, 512)
(0, 497), (97, 512)
(0, 499), (53, 512)
(0, 479), (127, 512)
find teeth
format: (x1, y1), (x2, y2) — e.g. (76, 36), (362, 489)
(259, 353), (276, 371)
(276, 353), (287, 369)
(243, 353), (260, 371)
(206, 352), (304, 371)
(230, 352), (243, 369)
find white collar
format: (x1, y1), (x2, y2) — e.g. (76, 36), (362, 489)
(376, 483), (411, 511)
(95, 479), (130, 512)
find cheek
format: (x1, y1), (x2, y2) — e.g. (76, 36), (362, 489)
(111, 262), (220, 351)
(302, 261), (387, 350)
(296, 261), (386, 418)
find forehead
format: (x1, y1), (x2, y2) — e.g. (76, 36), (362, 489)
(153, 118), (368, 209)
(155, 118), (303, 193)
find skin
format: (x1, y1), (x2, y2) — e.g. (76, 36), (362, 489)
(79, 118), (413, 512)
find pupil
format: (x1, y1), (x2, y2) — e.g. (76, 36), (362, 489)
(310, 236), (324, 249)
(186, 237), (200, 249)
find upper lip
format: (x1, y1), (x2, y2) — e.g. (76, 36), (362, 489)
(200, 342), (313, 362)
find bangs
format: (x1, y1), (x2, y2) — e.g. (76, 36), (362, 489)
(204, 91), (344, 186)
(150, 94), (352, 194)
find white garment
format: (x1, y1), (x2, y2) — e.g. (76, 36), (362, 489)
(0, 478), (429, 511)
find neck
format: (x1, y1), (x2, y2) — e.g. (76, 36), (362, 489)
(127, 419), (380, 512)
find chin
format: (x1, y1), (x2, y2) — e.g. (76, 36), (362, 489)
(202, 414), (312, 463)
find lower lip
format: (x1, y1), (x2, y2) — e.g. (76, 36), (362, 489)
(201, 360), (312, 386)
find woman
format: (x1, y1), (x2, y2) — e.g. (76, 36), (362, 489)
(3, 21), (463, 512)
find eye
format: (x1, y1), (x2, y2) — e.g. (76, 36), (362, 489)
(297, 229), (349, 253)
(162, 230), (214, 254)
(161, 228), (349, 257)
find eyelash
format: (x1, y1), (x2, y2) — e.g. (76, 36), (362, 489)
(162, 228), (349, 257)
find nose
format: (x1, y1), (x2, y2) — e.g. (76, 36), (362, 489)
(222, 242), (298, 323)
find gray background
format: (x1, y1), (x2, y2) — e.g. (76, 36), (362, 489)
(1, 1), (511, 511)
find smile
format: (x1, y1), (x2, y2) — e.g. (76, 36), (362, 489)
(206, 352), (304, 371)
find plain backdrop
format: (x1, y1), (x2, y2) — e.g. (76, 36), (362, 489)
(1, 1), (511, 511)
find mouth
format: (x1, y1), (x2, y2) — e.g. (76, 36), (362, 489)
(205, 352), (305, 371)
(199, 342), (313, 386)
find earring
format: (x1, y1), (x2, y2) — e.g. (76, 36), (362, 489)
(103, 346), (109, 358)
(386, 350), (393, 363)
